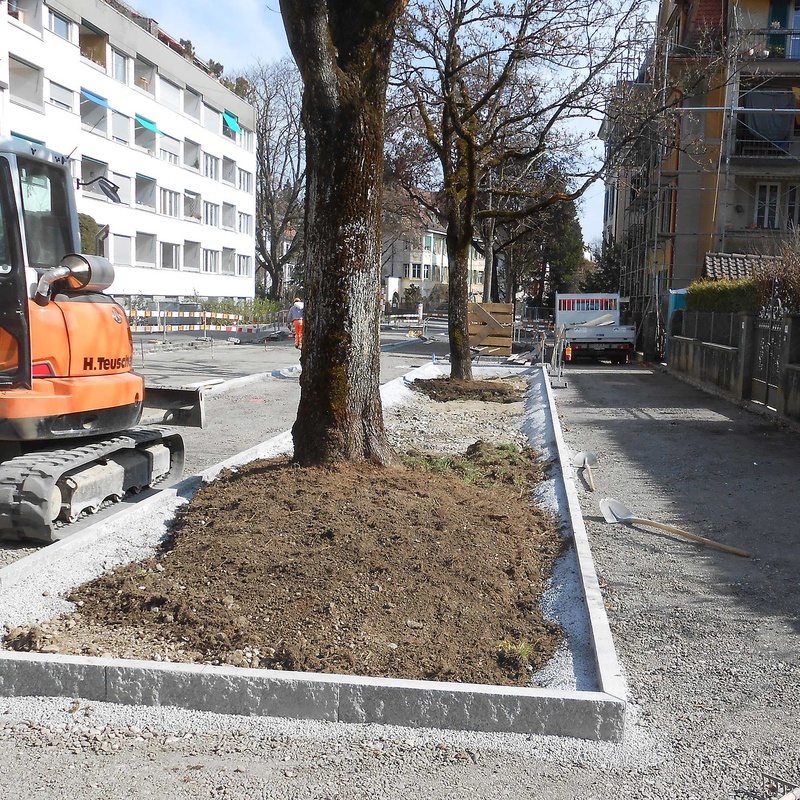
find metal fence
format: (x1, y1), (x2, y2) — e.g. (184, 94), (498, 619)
(672, 311), (739, 348)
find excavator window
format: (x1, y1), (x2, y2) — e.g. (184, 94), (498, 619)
(17, 157), (73, 272)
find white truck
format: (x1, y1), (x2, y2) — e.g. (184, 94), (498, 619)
(555, 293), (636, 364)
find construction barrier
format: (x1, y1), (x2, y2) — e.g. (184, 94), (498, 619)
(126, 310), (280, 335)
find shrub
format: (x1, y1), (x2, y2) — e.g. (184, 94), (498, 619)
(686, 278), (760, 312)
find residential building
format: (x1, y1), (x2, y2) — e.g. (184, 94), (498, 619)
(602, 0), (800, 354)
(381, 205), (485, 309)
(0, 0), (257, 308)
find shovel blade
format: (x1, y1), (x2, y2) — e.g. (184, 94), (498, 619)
(572, 450), (598, 468)
(599, 497), (633, 525)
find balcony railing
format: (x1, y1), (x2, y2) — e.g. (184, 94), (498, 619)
(737, 28), (800, 61)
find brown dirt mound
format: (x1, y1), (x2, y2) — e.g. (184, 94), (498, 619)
(7, 445), (564, 687)
(412, 378), (524, 403)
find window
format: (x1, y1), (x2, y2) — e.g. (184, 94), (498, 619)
(184, 139), (201, 170)
(788, 185), (800, 228)
(659, 185), (676, 234)
(134, 116), (157, 152)
(203, 153), (219, 180)
(412, 263), (422, 279)
(237, 254), (252, 277)
(161, 242), (180, 270)
(135, 232), (156, 266)
(203, 104), (221, 134)
(756, 183), (780, 229)
(222, 247), (236, 274)
(112, 112), (130, 145)
(423, 236), (432, 251)
(11, 0), (43, 30)
(202, 248), (220, 273)
(238, 212), (253, 235)
(184, 240), (200, 270)
(222, 156), (236, 184)
(9, 57), (43, 110)
(203, 201), (219, 226)
(184, 88), (201, 120)
(237, 168), (253, 193)
(111, 49), (127, 83)
(403, 263), (410, 278)
(49, 82), (73, 111)
(135, 175), (156, 209)
(113, 234), (132, 266)
(240, 127), (254, 151)
(79, 22), (107, 67)
(111, 172), (131, 205)
(223, 111), (240, 141)
(160, 188), (180, 217)
(80, 157), (108, 198)
(423, 263), (431, 280)
(80, 88), (108, 133)
(222, 202), (235, 229)
(48, 10), (70, 39)
(160, 78), (181, 112)
(16, 156), (72, 270)
(133, 57), (155, 94)
(159, 135), (180, 165)
(184, 191), (201, 220)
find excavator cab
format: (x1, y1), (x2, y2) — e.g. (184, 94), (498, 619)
(0, 141), (144, 442)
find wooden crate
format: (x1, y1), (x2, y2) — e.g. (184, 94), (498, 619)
(468, 303), (513, 357)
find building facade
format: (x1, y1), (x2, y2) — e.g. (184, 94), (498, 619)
(0, 0), (257, 307)
(603, 0), (800, 354)
(381, 208), (486, 309)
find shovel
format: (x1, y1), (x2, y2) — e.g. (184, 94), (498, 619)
(599, 498), (750, 558)
(572, 451), (598, 491)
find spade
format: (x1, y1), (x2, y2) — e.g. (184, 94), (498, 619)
(599, 497), (750, 558)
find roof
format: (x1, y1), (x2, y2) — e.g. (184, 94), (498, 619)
(702, 252), (781, 280)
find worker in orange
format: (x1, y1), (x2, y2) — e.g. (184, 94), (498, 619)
(288, 297), (304, 349)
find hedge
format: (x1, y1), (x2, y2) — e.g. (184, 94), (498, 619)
(686, 278), (761, 312)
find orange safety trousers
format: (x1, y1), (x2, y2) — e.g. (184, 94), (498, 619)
(293, 319), (303, 348)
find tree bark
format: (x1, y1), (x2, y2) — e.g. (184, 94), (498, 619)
(280, 0), (403, 465)
(447, 213), (474, 381)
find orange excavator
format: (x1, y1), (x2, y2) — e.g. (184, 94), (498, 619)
(0, 139), (203, 543)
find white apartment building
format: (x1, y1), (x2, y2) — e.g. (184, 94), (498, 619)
(0, 0), (257, 305)
(382, 219), (485, 309)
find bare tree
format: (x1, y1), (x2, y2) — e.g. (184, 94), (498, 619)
(391, 0), (655, 380)
(242, 59), (306, 302)
(279, 0), (406, 466)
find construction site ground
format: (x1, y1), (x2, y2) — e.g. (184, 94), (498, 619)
(0, 352), (797, 799)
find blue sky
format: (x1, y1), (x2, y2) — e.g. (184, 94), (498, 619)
(130, 1), (606, 244)
(130, 0), (290, 72)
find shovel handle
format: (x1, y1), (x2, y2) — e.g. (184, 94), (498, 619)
(629, 517), (750, 558)
(583, 462), (595, 492)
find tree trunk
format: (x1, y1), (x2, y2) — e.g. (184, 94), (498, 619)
(447, 214), (473, 381)
(481, 217), (495, 304)
(280, 0), (402, 466)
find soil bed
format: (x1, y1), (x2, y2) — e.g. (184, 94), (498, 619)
(412, 377), (523, 404)
(6, 378), (566, 687)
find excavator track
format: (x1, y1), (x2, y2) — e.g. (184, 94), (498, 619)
(0, 428), (185, 544)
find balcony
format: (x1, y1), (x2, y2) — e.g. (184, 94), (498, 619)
(737, 28), (800, 64)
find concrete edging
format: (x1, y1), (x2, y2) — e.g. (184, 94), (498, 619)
(0, 365), (626, 741)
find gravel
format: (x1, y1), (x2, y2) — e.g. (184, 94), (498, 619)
(0, 359), (796, 799)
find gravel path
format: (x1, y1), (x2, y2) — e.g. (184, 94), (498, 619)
(0, 362), (797, 799)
